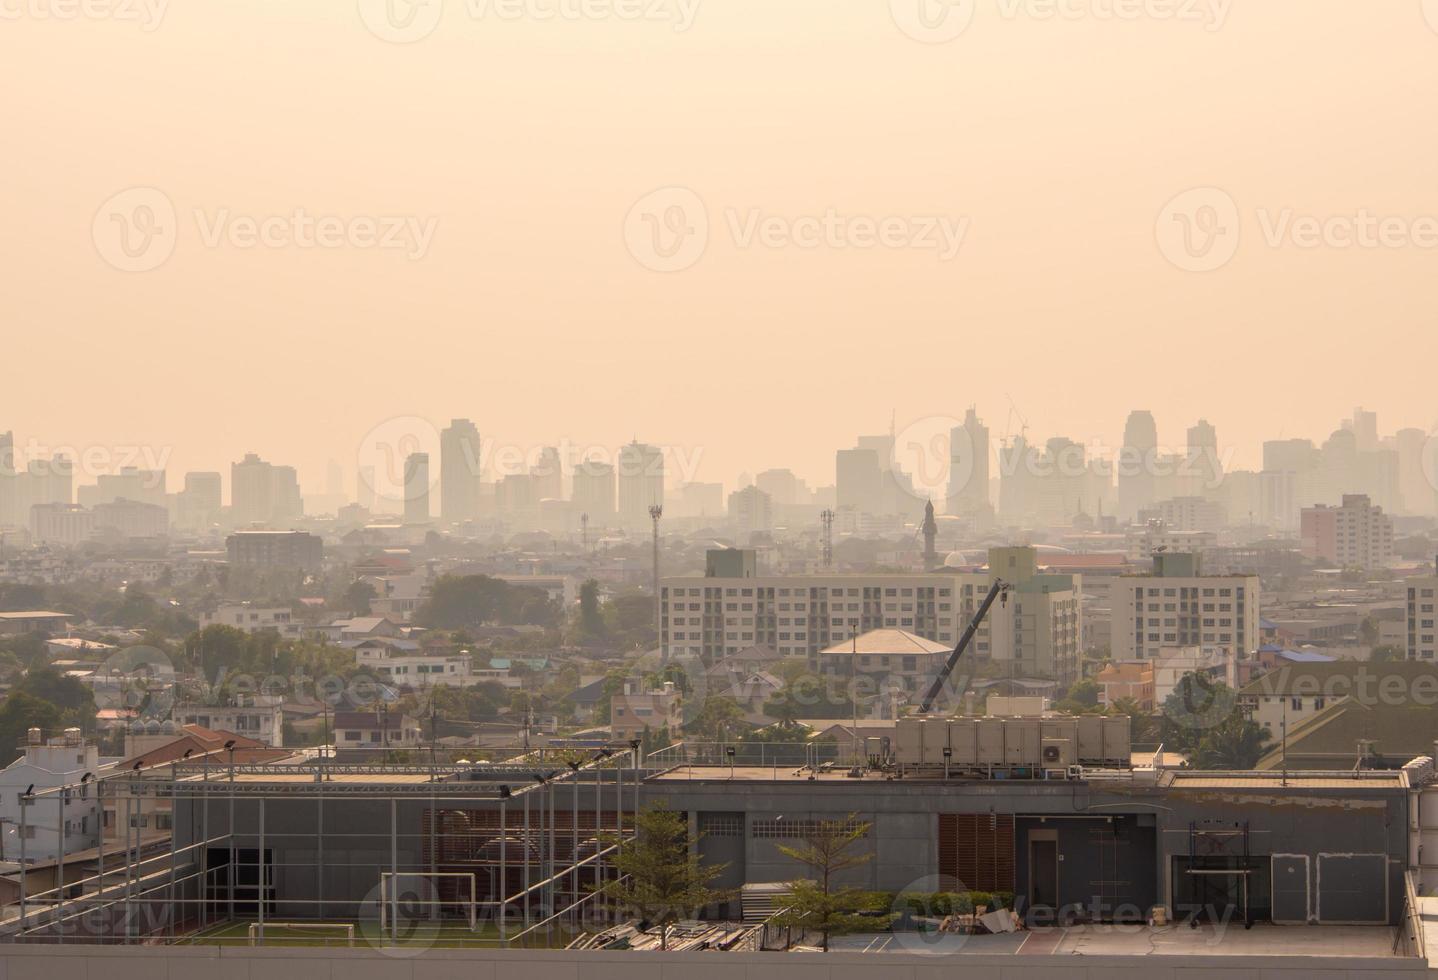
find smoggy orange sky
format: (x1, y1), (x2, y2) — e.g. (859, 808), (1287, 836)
(3, 0), (1437, 497)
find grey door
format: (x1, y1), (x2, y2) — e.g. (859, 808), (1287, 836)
(1271, 855), (1308, 924)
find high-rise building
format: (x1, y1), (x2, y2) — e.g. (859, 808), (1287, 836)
(1112, 552), (1259, 662)
(440, 419), (481, 524)
(1301, 494), (1394, 569)
(177, 472), (223, 531)
(531, 447), (563, 502)
(1118, 410), (1159, 521)
(1185, 418), (1222, 494)
(618, 441), (663, 529)
(755, 469), (804, 508)
(403, 452), (431, 524)
(836, 447), (881, 515)
(0, 431), (15, 526)
(231, 454), (302, 527)
(572, 457), (616, 523)
(727, 485), (773, 538)
(1406, 558), (1438, 661)
(945, 408), (991, 519)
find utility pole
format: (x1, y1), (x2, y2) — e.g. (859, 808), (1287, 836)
(649, 505), (663, 650)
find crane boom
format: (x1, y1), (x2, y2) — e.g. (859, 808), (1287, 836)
(917, 578), (1009, 714)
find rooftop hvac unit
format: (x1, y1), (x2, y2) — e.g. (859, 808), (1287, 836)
(1041, 738), (1074, 767)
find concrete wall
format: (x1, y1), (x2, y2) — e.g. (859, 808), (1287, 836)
(0, 942), (1426, 980)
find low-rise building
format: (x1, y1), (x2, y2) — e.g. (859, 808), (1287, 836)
(611, 679), (682, 742)
(200, 603), (302, 638)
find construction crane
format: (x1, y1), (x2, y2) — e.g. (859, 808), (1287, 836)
(916, 578), (1010, 715)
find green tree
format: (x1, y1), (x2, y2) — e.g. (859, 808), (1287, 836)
(344, 580), (377, 616)
(1370, 644), (1403, 663)
(688, 696), (745, 745)
(774, 814), (880, 951)
(596, 801), (731, 950)
(1193, 713), (1271, 769)
(578, 579), (606, 637)
(14, 667), (96, 720)
(0, 692), (63, 766)
(1159, 672), (1239, 757)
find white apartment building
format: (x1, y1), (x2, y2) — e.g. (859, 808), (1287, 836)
(200, 603), (302, 638)
(0, 729), (106, 863)
(172, 700), (285, 747)
(1112, 553), (1259, 662)
(1301, 494), (1395, 570)
(662, 546), (1082, 682)
(1407, 562), (1438, 661)
(351, 640), (474, 687)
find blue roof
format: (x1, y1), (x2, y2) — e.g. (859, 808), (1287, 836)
(1277, 650), (1336, 663)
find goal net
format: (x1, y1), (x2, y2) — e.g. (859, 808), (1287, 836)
(247, 922), (356, 946)
(378, 872), (479, 931)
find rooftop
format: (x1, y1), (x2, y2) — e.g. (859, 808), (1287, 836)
(819, 629), (951, 656)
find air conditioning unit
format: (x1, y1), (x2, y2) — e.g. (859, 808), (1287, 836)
(1041, 738), (1073, 767)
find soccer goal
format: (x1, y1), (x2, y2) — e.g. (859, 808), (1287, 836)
(378, 872), (479, 931)
(247, 922), (356, 946)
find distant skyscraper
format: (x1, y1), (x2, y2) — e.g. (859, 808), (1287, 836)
(0, 431), (13, 527)
(231, 454), (302, 527)
(728, 485), (773, 538)
(618, 441), (663, 529)
(1118, 410), (1158, 521)
(836, 447), (882, 515)
(178, 471), (223, 531)
(440, 419), (481, 524)
(403, 452), (431, 524)
(572, 457), (616, 523)
(1185, 418), (1222, 493)
(946, 407), (991, 518)
(531, 447), (563, 502)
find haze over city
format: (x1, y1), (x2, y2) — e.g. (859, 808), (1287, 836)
(5, 0), (1438, 968)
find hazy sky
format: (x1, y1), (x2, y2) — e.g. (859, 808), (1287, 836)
(4, 0), (1437, 497)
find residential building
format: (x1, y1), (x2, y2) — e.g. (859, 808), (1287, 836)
(92, 498), (168, 538)
(230, 453), (302, 526)
(610, 679), (682, 742)
(1301, 493), (1395, 569)
(172, 700), (285, 747)
(332, 710), (423, 752)
(1112, 552), (1259, 662)
(663, 545), (1081, 681)
(199, 603), (302, 638)
(1094, 661), (1155, 710)
(175, 471), (223, 531)
(350, 640), (473, 687)
(727, 485), (773, 537)
(0, 728), (104, 862)
(226, 529), (323, 569)
(29, 503), (94, 546)
(1407, 559), (1438, 661)
(814, 628), (951, 706)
